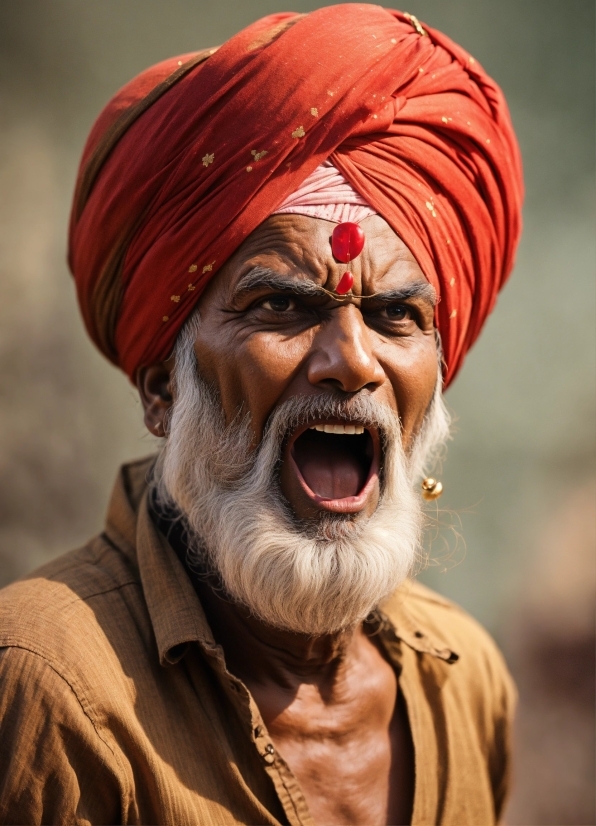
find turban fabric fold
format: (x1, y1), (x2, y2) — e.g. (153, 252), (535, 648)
(274, 160), (379, 224)
(69, 4), (523, 387)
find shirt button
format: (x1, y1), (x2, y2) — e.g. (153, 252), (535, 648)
(262, 743), (275, 763)
(414, 631), (424, 638)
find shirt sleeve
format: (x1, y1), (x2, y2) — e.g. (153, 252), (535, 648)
(0, 645), (129, 826)
(487, 647), (518, 823)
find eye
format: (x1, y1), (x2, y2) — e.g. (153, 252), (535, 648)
(260, 295), (295, 312)
(385, 304), (413, 321)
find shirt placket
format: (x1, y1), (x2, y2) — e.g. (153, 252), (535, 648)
(204, 642), (315, 826)
(376, 608), (460, 825)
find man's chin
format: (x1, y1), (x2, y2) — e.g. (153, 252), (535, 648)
(297, 510), (363, 542)
(236, 594), (375, 638)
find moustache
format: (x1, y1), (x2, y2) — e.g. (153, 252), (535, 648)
(263, 391), (400, 451)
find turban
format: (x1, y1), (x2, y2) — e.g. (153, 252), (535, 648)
(69, 4), (523, 387)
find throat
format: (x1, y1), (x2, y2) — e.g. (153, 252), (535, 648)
(192, 571), (358, 682)
(292, 429), (372, 499)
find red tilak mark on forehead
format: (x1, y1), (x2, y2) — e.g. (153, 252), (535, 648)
(331, 222), (365, 263)
(335, 271), (354, 295)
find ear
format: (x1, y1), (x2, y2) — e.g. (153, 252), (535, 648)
(136, 359), (175, 437)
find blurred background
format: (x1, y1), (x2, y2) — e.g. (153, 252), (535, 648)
(0, 1), (593, 822)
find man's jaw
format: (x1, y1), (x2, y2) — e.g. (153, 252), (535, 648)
(281, 419), (381, 517)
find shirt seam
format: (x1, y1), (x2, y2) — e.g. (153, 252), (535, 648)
(27, 534), (119, 579)
(75, 579), (141, 603)
(28, 537), (140, 603)
(0, 581), (142, 641)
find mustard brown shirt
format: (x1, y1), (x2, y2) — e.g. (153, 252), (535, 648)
(0, 458), (515, 825)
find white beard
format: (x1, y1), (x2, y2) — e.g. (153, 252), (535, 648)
(153, 317), (450, 636)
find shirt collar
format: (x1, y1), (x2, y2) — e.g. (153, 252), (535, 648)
(377, 591), (460, 664)
(104, 458), (217, 665)
(137, 494), (220, 665)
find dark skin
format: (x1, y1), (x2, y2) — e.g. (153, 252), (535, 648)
(138, 214), (438, 825)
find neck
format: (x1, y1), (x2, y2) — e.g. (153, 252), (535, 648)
(194, 576), (362, 687)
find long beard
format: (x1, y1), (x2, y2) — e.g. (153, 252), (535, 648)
(152, 329), (449, 636)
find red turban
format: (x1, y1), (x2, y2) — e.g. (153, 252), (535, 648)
(69, 4), (523, 387)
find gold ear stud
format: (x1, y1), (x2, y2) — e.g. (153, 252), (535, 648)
(421, 477), (443, 500)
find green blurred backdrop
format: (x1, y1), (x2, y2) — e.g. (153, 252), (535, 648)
(0, 1), (594, 822)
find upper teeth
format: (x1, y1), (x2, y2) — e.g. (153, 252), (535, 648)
(309, 424), (365, 435)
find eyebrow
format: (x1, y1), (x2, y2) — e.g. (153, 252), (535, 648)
(233, 267), (326, 300)
(232, 266), (437, 306)
(369, 283), (437, 306)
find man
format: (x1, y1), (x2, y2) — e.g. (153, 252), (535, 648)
(0, 6), (523, 825)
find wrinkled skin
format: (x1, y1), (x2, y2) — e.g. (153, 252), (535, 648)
(138, 214), (438, 825)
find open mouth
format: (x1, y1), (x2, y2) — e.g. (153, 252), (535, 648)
(286, 421), (381, 513)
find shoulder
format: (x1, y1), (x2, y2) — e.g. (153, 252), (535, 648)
(0, 643), (128, 824)
(0, 481), (154, 822)
(0, 532), (143, 685)
(0, 534), (147, 801)
(385, 579), (516, 707)
(402, 579), (506, 655)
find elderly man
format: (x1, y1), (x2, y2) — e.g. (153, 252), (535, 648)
(0, 6), (523, 825)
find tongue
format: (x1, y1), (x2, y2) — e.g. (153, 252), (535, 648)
(293, 435), (367, 500)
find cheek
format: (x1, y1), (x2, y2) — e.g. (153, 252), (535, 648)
(195, 328), (313, 431)
(380, 337), (438, 445)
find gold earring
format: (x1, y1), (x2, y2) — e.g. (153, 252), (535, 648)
(421, 477), (443, 500)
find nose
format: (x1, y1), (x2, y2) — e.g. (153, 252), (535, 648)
(307, 304), (385, 393)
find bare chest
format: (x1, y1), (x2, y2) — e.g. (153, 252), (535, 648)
(273, 693), (414, 825)
(247, 648), (414, 825)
